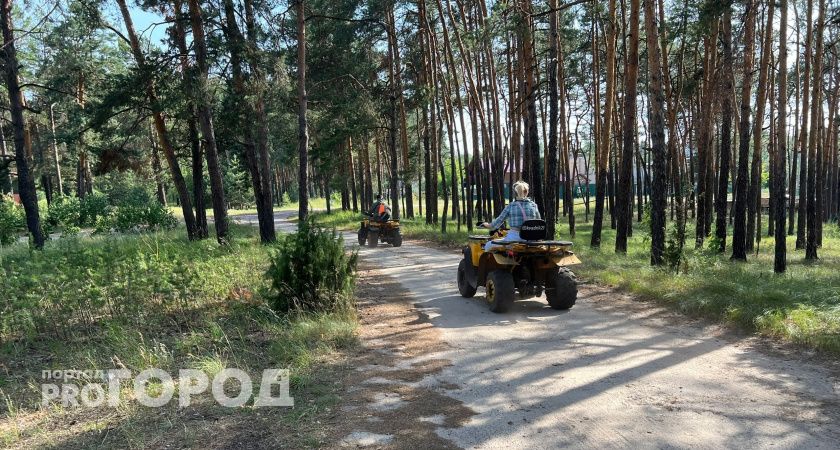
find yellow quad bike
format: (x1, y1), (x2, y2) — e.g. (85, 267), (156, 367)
(358, 213), (402, 248)
(457, 219), (580, 313)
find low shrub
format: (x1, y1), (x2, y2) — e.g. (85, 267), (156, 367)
(80, 192), (109, 225)
(95, 202), (177, 233)
(46, 196), (81, 229)
(267, 218), (357, 313)
(0, 195), (25, 245)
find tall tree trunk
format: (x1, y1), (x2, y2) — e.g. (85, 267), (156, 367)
(386, 6), (401, 221)
(796, 0), (813, 249)
(48, 104), (64, 197)
(187, 0), (229, 244)
(591, 0), (617, 248)
(731, 0), (756, 261)
(715, 9), (733, 253)
(387, 7), (412, 219)
(172, 0), (207, 238)
(243, 0), (276, 242)
(644, 0), (666, 265)
(116, 0), (198, 240)
(773, 0), (789, 273)
(222, 0), (275, 243)
(747, 0), (773, 252)
(1, 0), (44, 248)
(149, 119), (167, 206)
(521, 0), (543, 214)
(696, 19), (719, 248)
(0, 112), (11, 195)
(546, 0), (560, 239)
(295, 0), (309, 221)
(805, 0), (826, 260)
(615, 0), (640, 253)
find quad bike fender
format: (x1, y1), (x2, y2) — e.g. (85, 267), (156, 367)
(476, 252), (516, 286)
(551, 251), (582, 267)
(461, 247), (478, 288)
(492, 253), (516, 265)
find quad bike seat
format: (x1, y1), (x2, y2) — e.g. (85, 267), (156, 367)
(488, 239), (574, 247)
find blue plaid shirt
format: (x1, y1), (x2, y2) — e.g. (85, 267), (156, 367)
(490, 199), (541, 230)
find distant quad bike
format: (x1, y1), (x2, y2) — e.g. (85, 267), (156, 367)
(358, 213), (403, 248)
(457, 219), (580, 313)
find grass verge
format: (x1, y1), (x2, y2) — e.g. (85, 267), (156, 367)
(0, 224), (357, 449)
(313, 205), (840, 354)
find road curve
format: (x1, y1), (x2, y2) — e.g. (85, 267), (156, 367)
(238, 212), (840, 449)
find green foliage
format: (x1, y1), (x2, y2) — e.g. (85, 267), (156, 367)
(267, 218), (358, 313)
(95, 202), (177, 233)
(0, 225), (266, 341)
(46, 196), (81, 229)
(0, 224), (357, 448)
(0, 195), (25, 245)
(80, 192), (109, 225)
(223, 155), (253, 210)
(663, 225), (685, 270)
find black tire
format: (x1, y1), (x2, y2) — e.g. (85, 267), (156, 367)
(358, 228), (367, 246)
(392, 232), (402, 247)
(486, 270), (515, 313)
(546, 268), (578, 310)
(367, 230), (378, 247)
(457, 259), (477, 298)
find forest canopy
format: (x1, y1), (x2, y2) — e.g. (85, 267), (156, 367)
(1, 0), (839, 273)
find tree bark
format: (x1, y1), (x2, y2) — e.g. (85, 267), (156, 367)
(1, 0), (44, 248)
(591, 0), (617, 249)
(187, 0), (229, 244)
(747, 0), (773, 252)
(731, 0), (756, 261)
(644, 0), (666, 265)
(614, 0), (640, 254)
(796, 0), (813, 249)
(805, 0), (826, 260)
(714, 10), (733, 253)
(773, 0), (789, 273)
(116, 0), (198, 240)
(295, 0), (309, 221)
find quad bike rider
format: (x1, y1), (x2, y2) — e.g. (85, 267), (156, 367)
(358, 194), (403, 248)
(457, 181), (580, 313)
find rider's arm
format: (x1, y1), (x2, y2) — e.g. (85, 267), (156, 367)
(532, 201), (542, 219)
(488, 204), (511, 230)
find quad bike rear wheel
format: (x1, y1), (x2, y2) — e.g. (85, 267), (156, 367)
(367, 230), (379, 247)
(457, 259), (477, 298)
(392, 232), (402, 247)
(357, 228), (367, 246)
(546, 268), (577, 310)
(486, 270), (515, 313)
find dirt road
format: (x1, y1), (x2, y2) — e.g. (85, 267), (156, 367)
(239, 212), (840, 448)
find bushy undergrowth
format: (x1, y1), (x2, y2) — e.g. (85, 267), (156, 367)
(0, 225), (265, 341)
(0, 195), (25, 245)
(267, 218), (358, 313)
(0, 224), (359, 448)
(45, 192), (176, 235)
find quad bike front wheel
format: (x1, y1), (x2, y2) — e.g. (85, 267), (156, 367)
(392, 232), (402, 247)
(367, 230), (379, 247)
(546, 268), (578, 310)
(357, 228), (367, 246)
(457, 259), (477, 298)
(486, 270), (515, 313)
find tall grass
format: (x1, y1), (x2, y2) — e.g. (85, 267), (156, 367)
(0, 223), (359, 448)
